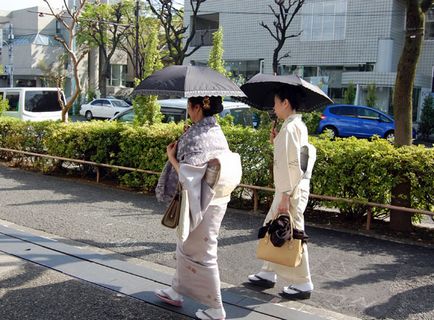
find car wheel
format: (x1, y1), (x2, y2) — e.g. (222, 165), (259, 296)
(322, 126), (338, 139)
(85, 111), (93, 121)
(384, 130), (395, 141)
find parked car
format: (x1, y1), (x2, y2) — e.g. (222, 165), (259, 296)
(79, 98), (131, 120)
(317, 104), (399, 140)
(1, 87), (65, 121)
(111, 98), (254, 127)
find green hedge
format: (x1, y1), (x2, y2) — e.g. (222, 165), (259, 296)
(1, 117), (433, 221)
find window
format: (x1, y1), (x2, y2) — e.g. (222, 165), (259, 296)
(91, 99), (103, 105)
(225, 60), (261, 80)
(161, 107), (187, 123)
(24, 91), (63, 112)
(330, 106), (356, 116)
(379, 114), (392, 123)
(111, 100), (129, 108)
(109, 64), (127, 86)
(357, 108), (380, 120)
(117, 110), (134, 123)
(5, 93), (19, 112)
(220, 108), (253, 127)
(301, 0), (347, 41)
(190, 13), (219, 46)
(425, 7), (434, 40)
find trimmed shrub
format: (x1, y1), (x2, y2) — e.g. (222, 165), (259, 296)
(1, 117), (433, 223)
(302, 111), (321, 135)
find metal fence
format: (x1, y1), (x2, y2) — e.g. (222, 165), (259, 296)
(1, 146), (433, 231)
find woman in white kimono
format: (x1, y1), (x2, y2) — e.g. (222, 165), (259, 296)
(155, 96), (241, 320)
(248, 87), (315, 300)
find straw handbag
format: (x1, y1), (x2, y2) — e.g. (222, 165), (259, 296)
(256, 213), (303, 268)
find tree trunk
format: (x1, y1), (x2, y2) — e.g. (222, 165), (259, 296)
(390, 1), (426, 231)
(273, 49), (279, 75)
(99, 47), (107, 98)
(390, 180), (412, 231)
(61, 108), (68, 123)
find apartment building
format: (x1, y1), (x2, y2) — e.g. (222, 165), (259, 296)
(184, 0), (434, 120)
(0, 1), (132, 101)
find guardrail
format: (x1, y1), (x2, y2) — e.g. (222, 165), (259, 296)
(1, 147), (433, 231)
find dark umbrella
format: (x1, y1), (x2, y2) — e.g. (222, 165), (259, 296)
(240, 73), (333, 111)
(132, 65), (246, 98)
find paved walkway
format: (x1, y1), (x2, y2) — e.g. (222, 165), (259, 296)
(0, 223), (355, 320)
(0, 165), (433, 319)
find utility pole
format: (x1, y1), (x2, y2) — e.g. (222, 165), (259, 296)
(8, 24), (14, 87)
(135, 0), (140, 79)
(71, 0), (77, 114)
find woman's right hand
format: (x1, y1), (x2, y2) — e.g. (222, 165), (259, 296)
(277, 193), (290, 214)
(270, 127), (277, 144)
(166, 141), (177, 161)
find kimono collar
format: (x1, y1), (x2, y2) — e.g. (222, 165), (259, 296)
(282, 113), (302, 126)
(186, 115), (216, 133)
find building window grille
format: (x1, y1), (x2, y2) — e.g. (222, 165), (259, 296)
(190, 13), (219, 46)
(425, 7), (434, 40)
(301, 0), (347, 41)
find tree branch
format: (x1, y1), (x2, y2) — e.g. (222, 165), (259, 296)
(277, 50), (291, 62)
(260, 21), (279, 41)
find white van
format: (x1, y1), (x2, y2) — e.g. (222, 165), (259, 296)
(0, 87), (65, 121)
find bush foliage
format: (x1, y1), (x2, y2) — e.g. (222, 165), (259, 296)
(0, 117), (433, 221)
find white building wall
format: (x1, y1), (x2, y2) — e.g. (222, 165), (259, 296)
(184, 0), (400, 73)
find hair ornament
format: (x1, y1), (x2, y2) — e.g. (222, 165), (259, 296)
(203, 96), (211, 110)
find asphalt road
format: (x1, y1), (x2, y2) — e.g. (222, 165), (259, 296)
(0, 165), (433, 320)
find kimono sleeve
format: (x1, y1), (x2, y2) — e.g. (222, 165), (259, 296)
(178, 163), (215, 231)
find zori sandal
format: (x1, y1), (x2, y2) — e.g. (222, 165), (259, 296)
(279, 285), (312, 300)
(247, 274), (276, 288)
(195, 308), (226, 320)
(154, 288), (183, 307)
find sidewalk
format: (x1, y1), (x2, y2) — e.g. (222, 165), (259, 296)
(0, 223), (358, 320)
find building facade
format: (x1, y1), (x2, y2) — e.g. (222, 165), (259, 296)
(184, 0), (434, 121)
(0, 2), (133, 103)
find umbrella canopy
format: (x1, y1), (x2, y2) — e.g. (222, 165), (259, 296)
(240, 73), (333, 111)
(133, 65), (246, 98)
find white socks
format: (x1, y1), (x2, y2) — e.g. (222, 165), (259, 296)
(248, 271), (277, 282)
(196, 307), (226, 319)
(162, 287), (183, 301)
(283, 282), (314, 293)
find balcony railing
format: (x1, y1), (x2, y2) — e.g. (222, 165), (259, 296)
(190, 29), (218, 47)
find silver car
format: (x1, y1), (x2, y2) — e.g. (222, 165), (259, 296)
(79, 98), (131, 120)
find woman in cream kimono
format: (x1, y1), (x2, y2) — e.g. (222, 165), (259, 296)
(248, 86), (315, 300)
(155, 96), (241, 320)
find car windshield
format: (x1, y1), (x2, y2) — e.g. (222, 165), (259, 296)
(111, 100), (130, 108)
(117, 110), (134, 122)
